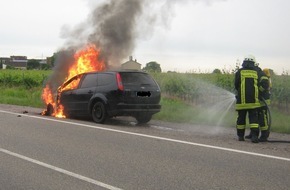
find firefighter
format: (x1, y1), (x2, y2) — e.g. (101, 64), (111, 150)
(235, 55), (263, 143)
(245, 67), (271, 141)
(259, 68), (271, 141)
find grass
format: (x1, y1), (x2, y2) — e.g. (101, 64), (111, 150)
(0, 86), (44, 108)
(270, 108), (290, 133)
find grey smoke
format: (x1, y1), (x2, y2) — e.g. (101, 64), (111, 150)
(46, 0), (159, 90)
(45, 0), (224, 92)
(88, 0), (143, 66)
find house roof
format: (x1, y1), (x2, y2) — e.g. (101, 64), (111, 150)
(122, 56), (141, 66)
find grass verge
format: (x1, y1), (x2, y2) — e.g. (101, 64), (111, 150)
(0, 86), (44, 108)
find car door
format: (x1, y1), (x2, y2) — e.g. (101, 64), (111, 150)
(59, 75), (82, 114)
(73, 73), (98, 114)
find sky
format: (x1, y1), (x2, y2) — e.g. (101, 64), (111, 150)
(1, 0), (290, 74)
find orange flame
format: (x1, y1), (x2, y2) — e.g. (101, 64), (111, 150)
(41, 44), (106, 118)
(67, 44), (105, 80)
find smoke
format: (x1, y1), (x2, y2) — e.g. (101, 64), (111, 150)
(46, 0), (224, 91)
(88, 0), (143, 66)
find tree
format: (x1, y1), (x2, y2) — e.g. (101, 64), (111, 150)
(50, 52), (58, 67)
(231, 59), (241, 74)
(212, 68), (222, 74)
(142, 61), (162, 73)
(40, 64), (52, 70)
(27, 59), (40, 70)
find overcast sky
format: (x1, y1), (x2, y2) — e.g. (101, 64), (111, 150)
(1, 0), (290, 74)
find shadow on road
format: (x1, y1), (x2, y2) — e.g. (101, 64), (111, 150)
(267, 140), (290, 143)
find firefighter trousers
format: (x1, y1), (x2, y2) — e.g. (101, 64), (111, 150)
(236, 109), (259, 137)
(258, 106), (270, 138)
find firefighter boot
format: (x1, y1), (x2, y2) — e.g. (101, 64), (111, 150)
(245, 130), (260, 139)
(251, 128), (259, 143)
(245, 131), (252, 139)
(237, 129), (245, 141)
(259, 130), (268, 142)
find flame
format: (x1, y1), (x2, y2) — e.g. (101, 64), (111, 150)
(41, 85), (56, 116)
(41, 44), (106, 118)
(68, 44), (105, 80)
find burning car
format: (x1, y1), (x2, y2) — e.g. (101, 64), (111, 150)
(45, 70), (161, 124)
(41, 44), (161, 124)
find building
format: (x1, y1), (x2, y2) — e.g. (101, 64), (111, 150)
(121, 56), (142, 70)
(0, 57), (10, 69)
(0, 56), (27, 69)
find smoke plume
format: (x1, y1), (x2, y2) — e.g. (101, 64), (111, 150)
(46, 0), (223, 91)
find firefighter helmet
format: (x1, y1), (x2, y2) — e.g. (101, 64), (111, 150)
(244, 55), (256, 63)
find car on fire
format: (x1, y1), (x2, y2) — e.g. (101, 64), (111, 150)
(53, 70), (161, 124)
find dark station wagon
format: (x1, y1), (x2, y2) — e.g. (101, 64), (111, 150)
(56, 70), (161, 124)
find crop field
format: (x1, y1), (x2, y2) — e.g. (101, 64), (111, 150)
(0, 69), (51, 88)
(0, 69), (289, 133)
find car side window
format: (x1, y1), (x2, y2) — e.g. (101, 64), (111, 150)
(98, 73), (115, 86)
(80, 74), (98, 88)
(61, 75), (82, 91)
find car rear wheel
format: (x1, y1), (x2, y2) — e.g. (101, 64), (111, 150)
(92, 102), (107, 123)
(135, 114), (152, 124)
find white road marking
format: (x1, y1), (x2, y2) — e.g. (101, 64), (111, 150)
(0, 147), (122, 190)
(1, 109), (290, 162)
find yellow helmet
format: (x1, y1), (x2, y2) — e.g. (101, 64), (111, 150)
(263, 68), (271, 77)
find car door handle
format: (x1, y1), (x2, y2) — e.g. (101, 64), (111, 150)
(88, 90), (93, 94)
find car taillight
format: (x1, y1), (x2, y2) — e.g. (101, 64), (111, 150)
(116, 73), (124, 91)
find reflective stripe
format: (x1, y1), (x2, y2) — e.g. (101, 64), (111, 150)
(261, 76), (268, 81)
(241, 73), (246, 104)
(235, 103), (260, 110)
(250, 123), (259, 129)
(260, 110), (269, 131)
(260, 126), (268, 131)
(241, 70), (259, 104)
(254, 73), (259, 104)
(241, 70), (258, 79)
(237, 125), (246, 130)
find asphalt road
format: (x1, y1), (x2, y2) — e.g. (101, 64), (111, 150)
(0, 104), (290, 190)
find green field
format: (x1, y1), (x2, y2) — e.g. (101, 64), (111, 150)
(0, 69), (289, 134)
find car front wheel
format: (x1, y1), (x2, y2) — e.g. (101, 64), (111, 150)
(92, 102), (107, 124)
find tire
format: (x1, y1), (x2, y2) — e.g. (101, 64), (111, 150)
(91, 102), (107, 124)
(44, 103), (54, 116)
(135, 114), (152, 124)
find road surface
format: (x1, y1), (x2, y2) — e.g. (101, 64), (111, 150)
(0, 104), (290, 190)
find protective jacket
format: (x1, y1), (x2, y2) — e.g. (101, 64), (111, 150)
(235, 61), (261, 110)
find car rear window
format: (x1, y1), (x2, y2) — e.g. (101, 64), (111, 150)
(120, 72), (157, 86)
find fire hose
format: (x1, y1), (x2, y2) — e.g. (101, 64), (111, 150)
(261, 98), (290, 143)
